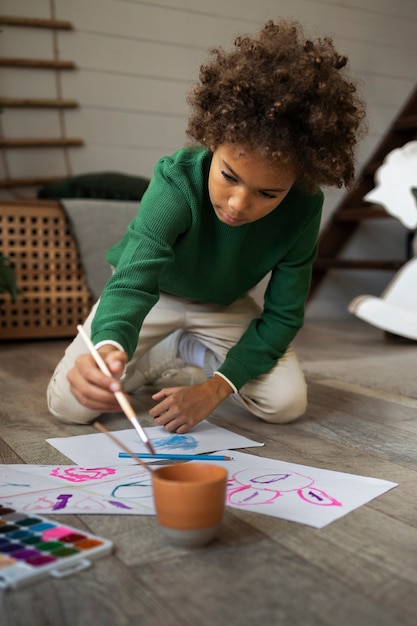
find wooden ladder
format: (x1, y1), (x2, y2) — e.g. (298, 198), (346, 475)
(0, 15), (83, 190)
(309, 84), (417, 299)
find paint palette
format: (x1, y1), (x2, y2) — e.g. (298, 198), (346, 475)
(0, 504), (113, 589)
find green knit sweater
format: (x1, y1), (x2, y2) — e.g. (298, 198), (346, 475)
(91, 147), (323, 390)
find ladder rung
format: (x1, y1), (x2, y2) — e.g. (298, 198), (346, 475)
(393, 114), (417, 130)
(0, 97), (79, 109)
(0, 58), (76, 70)
(0, 138), (84, 148)
(314, 259), (405, 271)
(335, 206), (390, 221)
(0, 176), (66, 189)
(0, 16), (73, 30)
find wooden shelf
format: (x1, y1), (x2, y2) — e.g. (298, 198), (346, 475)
(0, 16), (73, 30)
(0, 58), (76, 70)
(0, 138), (84, 148)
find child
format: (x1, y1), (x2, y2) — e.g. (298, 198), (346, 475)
(47, 18), (366, 433)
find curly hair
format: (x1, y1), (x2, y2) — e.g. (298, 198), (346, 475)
(186, 19), (367, 192)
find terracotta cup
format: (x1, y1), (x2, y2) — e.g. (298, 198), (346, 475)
(152, 462), (228, 548)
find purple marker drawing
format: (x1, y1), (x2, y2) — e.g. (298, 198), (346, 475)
(107, 500), (133, 510)
(52, 494), (73, 510)
(297, 487), (342, 507)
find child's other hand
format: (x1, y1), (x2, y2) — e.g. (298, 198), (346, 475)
(67, 346), (127, 412)
(149, 376), (233, 433)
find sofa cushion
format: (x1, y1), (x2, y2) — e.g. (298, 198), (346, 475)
(38, 171), (150, 201)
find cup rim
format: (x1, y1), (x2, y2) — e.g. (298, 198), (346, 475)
(152, 462), (227, 486)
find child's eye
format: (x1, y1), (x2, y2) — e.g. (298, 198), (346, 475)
(260, 190), (276, 199)
(221, 170), (236, 182)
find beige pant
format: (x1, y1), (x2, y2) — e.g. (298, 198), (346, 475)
(47, 292), (307, 425)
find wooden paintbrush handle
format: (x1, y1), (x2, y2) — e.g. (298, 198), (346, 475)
(114, 390), (137, 420)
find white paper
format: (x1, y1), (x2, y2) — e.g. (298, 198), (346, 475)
(46, 421), (263, 466)
(0, 451), (397, 528)
(214, 450), (398, 528)
(0, 464), (155, 515)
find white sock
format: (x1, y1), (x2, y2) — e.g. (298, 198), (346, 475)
(178, 333), (207, 368)
(203, 349), (221, 378)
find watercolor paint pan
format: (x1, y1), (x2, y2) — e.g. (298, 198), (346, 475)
(0, 504), (113, 590)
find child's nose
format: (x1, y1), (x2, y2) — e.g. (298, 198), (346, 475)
(229, 189), (251, 214)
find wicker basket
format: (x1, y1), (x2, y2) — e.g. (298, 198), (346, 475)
(0, 199), (93, 339)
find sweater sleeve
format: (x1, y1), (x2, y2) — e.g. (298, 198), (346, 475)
(216, 195), (322, 390)
(90, 155), (193, 358)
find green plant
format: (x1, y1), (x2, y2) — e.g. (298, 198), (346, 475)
(0, 253), (21, 301)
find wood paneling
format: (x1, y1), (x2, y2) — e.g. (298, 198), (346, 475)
(1, 0), (417, 316)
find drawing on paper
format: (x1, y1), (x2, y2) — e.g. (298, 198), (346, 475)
(0, 452), (398, 529)
(152, 433), (198, 451)
(46, 422), (263, 466)
(110, 478), (153, 500)
(0, 465), (156, 516)
(226, 469), (342, 507)
(50, 467), (117, 482)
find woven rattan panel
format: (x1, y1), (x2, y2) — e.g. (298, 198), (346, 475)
(0, 200), (93, 339)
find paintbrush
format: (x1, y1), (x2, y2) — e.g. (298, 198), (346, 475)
(77, 324), (156, 455)
(94, 421), (153, 474)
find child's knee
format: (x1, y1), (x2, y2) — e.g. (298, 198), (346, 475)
(236, 379), (307, 424)
(46, 374), (97, 425)
(259, 388), (307, 424)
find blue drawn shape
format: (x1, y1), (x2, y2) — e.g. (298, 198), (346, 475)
(152, 434), (198, 451)
(111, 479), (153, 500)
(0, 482), (31, 488)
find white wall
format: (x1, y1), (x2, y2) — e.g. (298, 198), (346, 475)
(1, 0), (417, 316)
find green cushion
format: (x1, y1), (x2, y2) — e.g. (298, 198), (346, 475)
(37, 172), (150, 201)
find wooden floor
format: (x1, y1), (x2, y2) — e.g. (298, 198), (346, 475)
(1, 318), (417, 626)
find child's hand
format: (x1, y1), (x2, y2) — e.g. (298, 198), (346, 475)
(67, 346), (127, 412)
(149, 376), (233, 433)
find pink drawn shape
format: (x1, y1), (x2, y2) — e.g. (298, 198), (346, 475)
(50, 467), (116, 483)
(23, 496), (56, 511)
(72, 496), (108, 511)
(297, 487), (342, 507)
(226, 469), (343, 509)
